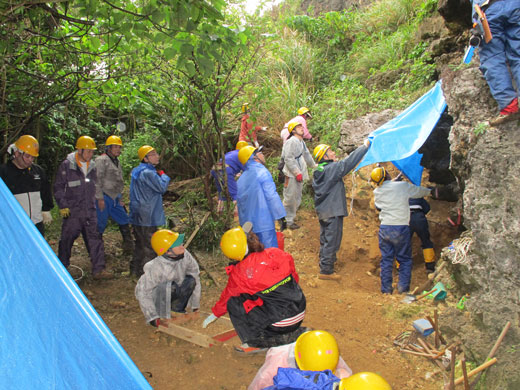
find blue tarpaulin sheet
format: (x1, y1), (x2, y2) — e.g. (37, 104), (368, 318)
(0, 178), (151, 389)
(356, 81), (447, 185)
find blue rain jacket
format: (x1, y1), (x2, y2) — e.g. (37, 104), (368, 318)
(237, 159), (285, 234)
(129, 163), (170, 227)
(264, 367), (339, 390)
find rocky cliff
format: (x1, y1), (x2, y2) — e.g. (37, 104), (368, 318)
(336, 0), (520, 387)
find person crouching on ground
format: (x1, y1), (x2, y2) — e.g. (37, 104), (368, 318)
(370, 167), (431, 294)
(202, 223), (306, 353)
(248, 330), (352, 390)
(311, 140), (371, 281)
(135, 229), (201, 327)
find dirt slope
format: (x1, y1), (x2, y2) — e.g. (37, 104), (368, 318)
(56, 177), (459, 389)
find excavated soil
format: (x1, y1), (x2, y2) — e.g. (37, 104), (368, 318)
(50, 177), (460, 390)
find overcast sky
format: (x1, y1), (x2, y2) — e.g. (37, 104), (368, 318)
(243, 0), (283, 15)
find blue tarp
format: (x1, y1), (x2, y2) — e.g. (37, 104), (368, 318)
(356, 81), (447, 185)
(0, 178), (151, 389)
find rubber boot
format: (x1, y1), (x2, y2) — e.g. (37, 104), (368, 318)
(119, 224), (134, 255)
(423, 248), (436, 273)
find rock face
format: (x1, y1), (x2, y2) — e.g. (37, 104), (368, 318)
(441, 65), (520, 389)
(299, 0), (372, 15)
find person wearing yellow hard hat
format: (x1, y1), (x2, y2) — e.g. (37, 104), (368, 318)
(210, 140), (247, 215)
(135, 229), (201, 327)
(239, 103), (267, 148)
(370, 166), (432, 294)
(0, 135), (54, 236)
(311, 139), (371, 281)
(236, 145), (286, 248)
(337, 372), (391, 389)
(281, 107), (313, 143)
(54, 136), (112, 280)
(203, 222), (306, 354)
(129, 145), (171, 277)
(94, 135), (133, 255)
(248, 330), (352, 390)
(280, 121), (317, 230)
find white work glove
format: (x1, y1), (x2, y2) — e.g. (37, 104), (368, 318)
(42, 211), (53, 225)
(364, 138), (371, 148)
(261, 127), (268, 131)
(202, 313), (218, 328)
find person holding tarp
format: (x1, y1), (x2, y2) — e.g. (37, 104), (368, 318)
(135, 229), (201, 327)
(370, 167), (431, 294)
(469, 0), (520, 126)
(54, 136), (112, 280)
(236, 145), (286, 248)
(203, 223), (306, 353)
(248, 330), (352, 390)
(210, 140), (246, 215)
(311, 140), (370, 281)
(0, 135), (53, 236)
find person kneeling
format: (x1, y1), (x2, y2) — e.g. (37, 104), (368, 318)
(135, 229), (201, 327)
(203, 223), (306, 352)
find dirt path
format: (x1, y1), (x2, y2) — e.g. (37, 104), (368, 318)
(60, 180), (459, 390)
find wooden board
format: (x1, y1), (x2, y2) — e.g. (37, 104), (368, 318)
(157, 311), (237, 348)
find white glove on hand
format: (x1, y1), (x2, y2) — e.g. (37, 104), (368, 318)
(364, 138), (371, 148)
(42, 211), (53, 225)
(202, 313), (218, 328)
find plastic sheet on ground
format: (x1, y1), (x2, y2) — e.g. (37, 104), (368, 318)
(0, 178), (151, 389)
(356, 81), (447, 185)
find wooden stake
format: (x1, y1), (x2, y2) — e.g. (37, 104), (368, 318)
(449, 346), (457, 390)
(461, 353), (470, 390)
(426, 314), (447, 345)
(455, 358), (497, 386)
(434, 310), (440, 348)
(470, 321), (511, 388)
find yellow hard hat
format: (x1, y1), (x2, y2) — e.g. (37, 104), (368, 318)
(75, 136), (97, 150)
(313, 144), (330, 162)
(370, 167), (386, 185)
(220, 227), (247, 261)
(288, 121), (302, 133)
(238, 145), (257, 165)
(236, 140), (249, 150)
(151, 229), (185, 256)
(338, 372), (391, 390)
(105, 135), (123, 146)
(15, 135), (39, 157)
(241, 103), (249, 113)
(297, 107), (312, 118)
(294, 330), (339, 372)
(138, 145), (155, 161)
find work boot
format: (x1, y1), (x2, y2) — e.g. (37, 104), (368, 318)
(318, 272), (341, 281)
(93, 269), (114, 280)
(490, 98), (520, 126)
(425, 262), (436, 274)
(287, 222), (300, 230)
(279, 218), (287, 232)
(119, 224), (134, 255)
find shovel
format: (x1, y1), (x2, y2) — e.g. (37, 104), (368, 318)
(401, 288), (437, 304)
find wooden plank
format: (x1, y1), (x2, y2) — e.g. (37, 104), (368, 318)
(157, 311), (237, 347)
(158, 321), (215, 347)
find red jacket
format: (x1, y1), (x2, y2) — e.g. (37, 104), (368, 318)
(212, 247), (300, 317)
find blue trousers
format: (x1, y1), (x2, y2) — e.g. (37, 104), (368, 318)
(379, 225), (412, 294)
(478, 0), (520, 109)
(96, 194), (130, 234)
(256, 229), (279, 249)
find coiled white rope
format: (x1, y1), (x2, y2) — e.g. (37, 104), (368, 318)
(450, 233), (473, 265)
